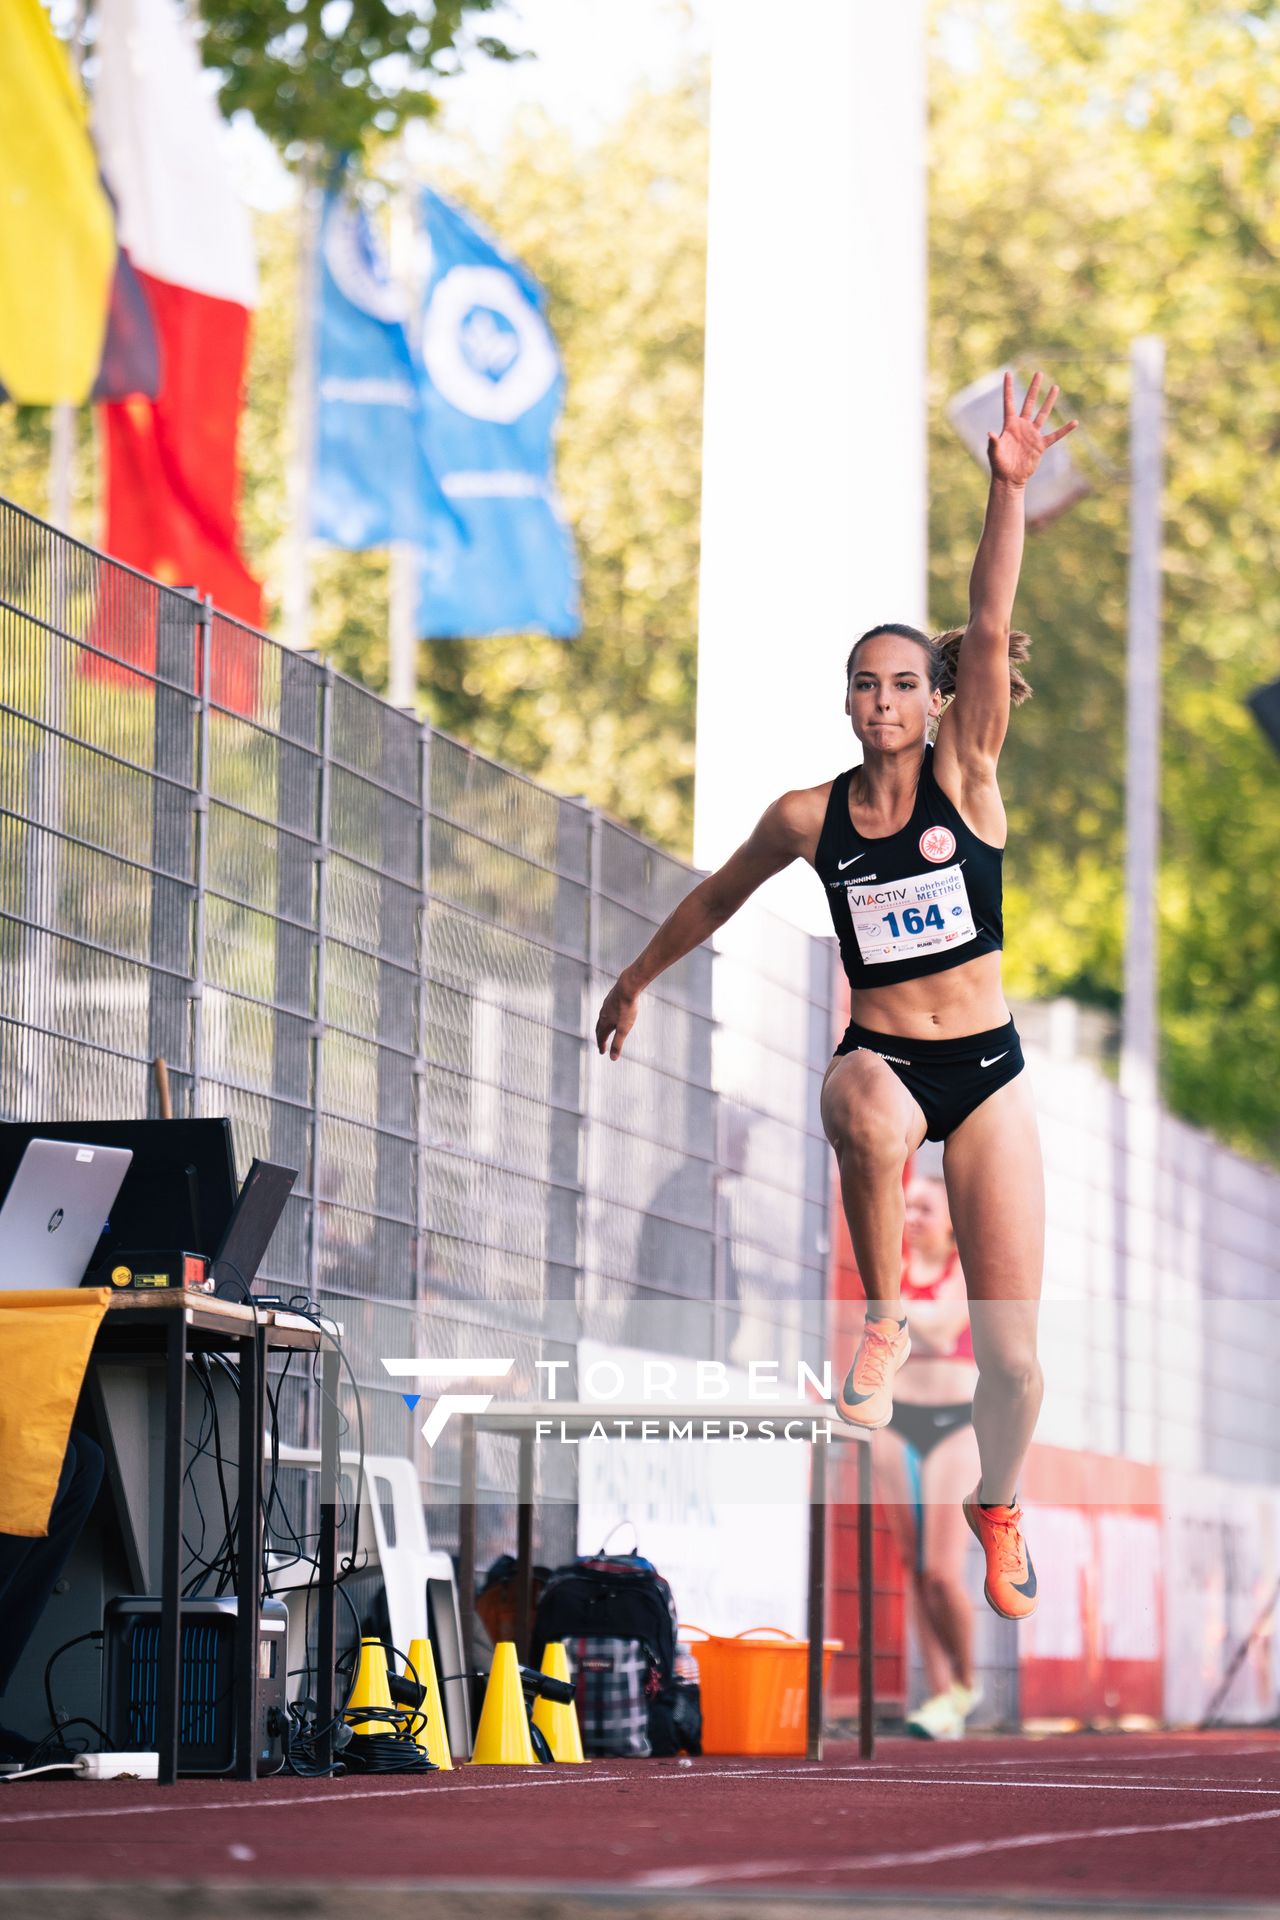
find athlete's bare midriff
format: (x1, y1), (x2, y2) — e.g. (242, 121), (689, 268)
(851, 949), (1010, 1041)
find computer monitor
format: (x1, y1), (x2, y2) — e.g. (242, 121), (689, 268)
(1247, 677), (1280, 759)
(0, 1118), (239, 1275)
(210, 1157), (297, 1296)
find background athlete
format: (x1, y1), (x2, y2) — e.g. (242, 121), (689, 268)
(876, 1170), (981, 1739)
(596, 370), (1076, 1622)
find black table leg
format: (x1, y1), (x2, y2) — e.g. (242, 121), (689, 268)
(314, 1341), (339, 1770)
(234, 1326), (264, 1779)
(858, 1434), (875, 1759)
(458, 1417), (479, 1740)
(515, 1430), (534, 1662)
(806, 1435), (827, 1762)
(157, 1308), (187, 1785)
(458, 1417), (477, 1674)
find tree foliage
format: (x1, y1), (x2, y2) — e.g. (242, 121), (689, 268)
(194, 0), (520, 159)
(928, 0), (1280, 1158)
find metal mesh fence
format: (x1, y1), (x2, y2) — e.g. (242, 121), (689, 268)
(0, 497), (837, 1569)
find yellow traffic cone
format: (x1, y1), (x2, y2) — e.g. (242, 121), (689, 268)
(405, 1636), (452, 1770)
(469, 1641), (536, 1764)
(346, 1636), (395, 1737)
(531, 1640), (587, 1763)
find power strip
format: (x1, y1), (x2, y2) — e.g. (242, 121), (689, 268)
(78, 1752), (160, 1781)
(0, 1751), (159, 1784)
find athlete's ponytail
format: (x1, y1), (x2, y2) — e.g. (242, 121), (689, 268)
(931, 627), (1033, 707)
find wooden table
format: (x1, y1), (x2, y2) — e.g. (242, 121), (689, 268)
(456, 1401), (875, 1762)
(94, 1291), (340, 1784)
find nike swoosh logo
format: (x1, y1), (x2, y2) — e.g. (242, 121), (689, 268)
(837, 855), (864, 872)
(980, 1052), (1009, 1068)
(1012, 1554), (1037, 1599)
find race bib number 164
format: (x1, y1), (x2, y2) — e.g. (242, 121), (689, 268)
(847, 865), (977, 967)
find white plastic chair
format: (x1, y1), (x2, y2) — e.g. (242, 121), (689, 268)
(266, 1444), (471, 1757)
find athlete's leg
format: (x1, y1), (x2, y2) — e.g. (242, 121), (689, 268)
(870, 1424), (919, 1564)
(917, 1421), (982, 1691)
(824, 1052), (927, 1428)
(873, 1427), (949, 1702)
(941, 1073), (1045, 1507)
(820, 1050), (927, 1311)
(912, 1579), (956, 1701)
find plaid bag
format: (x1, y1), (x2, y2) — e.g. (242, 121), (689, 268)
(531, 1550), (696, 1758)
(566, 1634), (654, 1757)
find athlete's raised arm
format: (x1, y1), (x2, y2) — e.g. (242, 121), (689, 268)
(938, 371), (1077, 777)
(595, 788), (821, 1060)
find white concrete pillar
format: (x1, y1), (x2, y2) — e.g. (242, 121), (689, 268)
(694, 0), (928, 934)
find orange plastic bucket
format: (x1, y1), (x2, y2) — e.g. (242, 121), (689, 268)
(683, 1625), (844, 1755)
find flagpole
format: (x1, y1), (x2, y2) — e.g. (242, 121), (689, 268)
(386, 164), (419, 707)
(49, 406), (75, 531)
(284, 159), (321, 652)
(388, 542), (418, 707)
(48, 0), (87, 533)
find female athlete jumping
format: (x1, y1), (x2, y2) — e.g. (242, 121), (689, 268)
(596, 372), (1076, 1619)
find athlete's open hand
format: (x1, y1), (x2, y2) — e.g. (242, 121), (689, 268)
(987, 370), (1078, 487)
(595, 977), (640, 1060)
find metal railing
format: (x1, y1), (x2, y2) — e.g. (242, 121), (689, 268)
(0, 497), (837, 1566)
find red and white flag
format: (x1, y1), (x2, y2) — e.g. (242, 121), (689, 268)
(93, 0), (263, 629)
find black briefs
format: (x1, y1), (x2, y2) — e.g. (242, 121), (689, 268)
(888, 1398), (974, 1460)
(832, 1016), (1024, 1142)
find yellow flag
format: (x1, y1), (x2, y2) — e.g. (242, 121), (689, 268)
(0, 1290), (112, 1535)
(0, 1), (114, 402)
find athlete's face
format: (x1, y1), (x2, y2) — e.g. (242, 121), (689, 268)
(905, 1176), (953, 1259)
(845, 635), (940, 750)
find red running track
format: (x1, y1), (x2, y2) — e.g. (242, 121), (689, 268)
(1, 1732), (1278, 1901)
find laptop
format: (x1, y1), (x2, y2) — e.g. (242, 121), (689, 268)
(0, 1138), (134, 1291)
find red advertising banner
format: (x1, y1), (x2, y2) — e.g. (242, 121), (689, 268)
(1019, 1444), (1164, 1726)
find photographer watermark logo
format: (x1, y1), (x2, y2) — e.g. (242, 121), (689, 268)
(381, 1357), (515, 1447)
(382, 1354), (836, 1449)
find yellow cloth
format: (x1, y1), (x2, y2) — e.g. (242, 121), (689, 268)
(0, 1), (115, 402)
(0, 1289), (111, 1537)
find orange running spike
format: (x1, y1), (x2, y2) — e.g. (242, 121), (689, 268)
(834, 1315), (910, 1430)
(962, 1488), (1039, 1620)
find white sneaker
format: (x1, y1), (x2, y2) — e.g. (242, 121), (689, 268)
(905, 1690), (963, 1740)
(950, 1681), (981, 1724)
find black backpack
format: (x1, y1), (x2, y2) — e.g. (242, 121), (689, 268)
(530, 1547), (700, 1758)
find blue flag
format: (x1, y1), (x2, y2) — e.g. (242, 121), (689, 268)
(412, 189), (580, 639)
(311, 189), (453, 550)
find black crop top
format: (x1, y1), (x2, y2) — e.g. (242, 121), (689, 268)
(814, 746), (1004, 990)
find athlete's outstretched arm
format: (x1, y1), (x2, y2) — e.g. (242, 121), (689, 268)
(595, 791), (816, 1060)
(947, 371), (1077, 768)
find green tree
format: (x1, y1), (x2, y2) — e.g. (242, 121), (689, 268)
(178, 2), (517, 159)
(928, 0), (1280, 1158)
